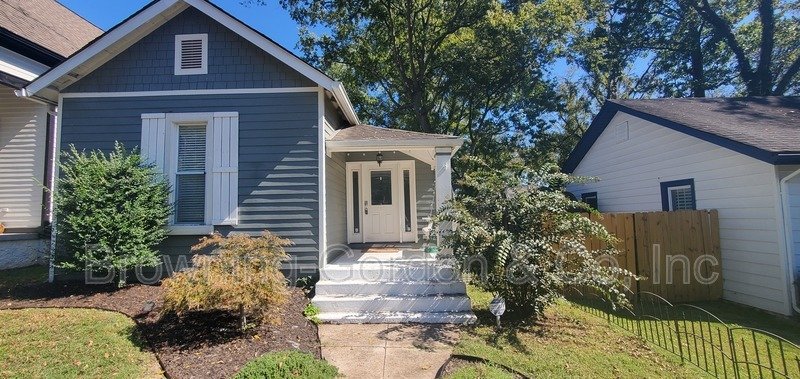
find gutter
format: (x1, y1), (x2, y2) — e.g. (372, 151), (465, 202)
(330, 82), (360, 125)
(779, 167), (800, 314)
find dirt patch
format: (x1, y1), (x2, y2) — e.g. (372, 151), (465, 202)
(0, 281), (320, 379)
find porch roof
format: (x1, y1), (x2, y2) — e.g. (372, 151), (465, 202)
(327, 124), (463, 152)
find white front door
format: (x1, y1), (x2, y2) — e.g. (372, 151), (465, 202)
(346, 160), (417, 244)
(363, 163), (401, 242)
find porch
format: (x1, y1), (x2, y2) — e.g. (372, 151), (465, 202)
(315, 125), (474, 324)
(323, 125), (463, 266)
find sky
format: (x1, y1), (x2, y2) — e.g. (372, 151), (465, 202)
(59, 0), (307, 54)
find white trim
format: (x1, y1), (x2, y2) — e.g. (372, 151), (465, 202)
(327, 139), (464, 151)
(48, 94), (64, 283)
(778, 167), (800, 314)
(0, 46), (48, 81)
(168, 225), (214, 235)
(174, 33), (208, 75)
(23, 0), (187, 97)
(63, 87), (321, 99)
(345, 160), (417, 244)
(318, 88), (327, 268)
(19, 0), (360, 124)
(186, 0), (335, 87)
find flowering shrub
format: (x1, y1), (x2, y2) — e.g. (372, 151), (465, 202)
(437, 157), (635, 319)
(162, 231), (291, 330)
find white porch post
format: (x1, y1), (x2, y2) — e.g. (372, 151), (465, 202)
(435, 147), (453, 245)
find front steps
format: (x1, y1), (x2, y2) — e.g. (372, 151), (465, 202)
(312, 260), (476, 324)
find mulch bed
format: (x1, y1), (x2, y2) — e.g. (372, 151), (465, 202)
(0, 282), (321, 379)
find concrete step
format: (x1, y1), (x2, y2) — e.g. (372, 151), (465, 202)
(320, 263), (457, 282)
(312, 294), (473, 313)
(317, 311), (477, 324)
(315, 280), (467, 296)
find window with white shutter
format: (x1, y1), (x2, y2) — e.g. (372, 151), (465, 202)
(140, 112), (239, 234)
(175, 125), (207, 224)
(174, 34), (208, 75)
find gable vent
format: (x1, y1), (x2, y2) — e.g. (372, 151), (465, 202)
(174, 34), (208, 75)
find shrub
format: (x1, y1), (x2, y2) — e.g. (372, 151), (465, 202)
(55, 143), (171, 287)
(162, 231), (291, 331)
(437, 156), (635, 319)
(234, 351), (339, 379)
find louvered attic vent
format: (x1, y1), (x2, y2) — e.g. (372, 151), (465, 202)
(174, 34), (208, 75)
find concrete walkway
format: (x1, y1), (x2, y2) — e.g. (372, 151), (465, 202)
(319, 324), (459, 379)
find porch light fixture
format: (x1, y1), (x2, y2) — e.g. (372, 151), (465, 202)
(376, 152), (384, 166)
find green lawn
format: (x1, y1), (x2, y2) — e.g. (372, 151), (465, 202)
(0, 265), (47, 288)
(450, 285), (709, 378)
(0, 308), (162, 379)
(578, 295), (800, 379)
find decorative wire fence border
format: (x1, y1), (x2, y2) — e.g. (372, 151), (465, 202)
(565, 288), (800, 379)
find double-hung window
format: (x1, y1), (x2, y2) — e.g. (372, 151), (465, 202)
(660, 179), (696, 211)
(175, 125), (207, 224)
(140, 112), (240, 235)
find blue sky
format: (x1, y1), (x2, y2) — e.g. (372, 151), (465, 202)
(59, 0), (306, 53)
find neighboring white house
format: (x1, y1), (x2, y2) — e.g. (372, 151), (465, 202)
(564, 97), (800, 316)
(0, 0), (101, 268)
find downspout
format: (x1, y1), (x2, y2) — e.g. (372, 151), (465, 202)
(779, 167), (800, 314)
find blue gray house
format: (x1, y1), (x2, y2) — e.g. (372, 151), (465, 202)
(20, 0), (474, 323)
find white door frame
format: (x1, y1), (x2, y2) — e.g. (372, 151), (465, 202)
(346, 160), (417, 244)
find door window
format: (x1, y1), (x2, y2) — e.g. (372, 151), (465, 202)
(370, 171), (392, 205)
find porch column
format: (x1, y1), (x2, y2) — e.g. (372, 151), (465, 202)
(435, 147), (453, 246)
(435, 147), (454, 210)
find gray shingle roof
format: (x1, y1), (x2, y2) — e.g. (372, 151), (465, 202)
(0, 0), (102, 57)
(331, 124), (461, 141)
(564, 96), (800, 172)
(610, 96), (800, 153)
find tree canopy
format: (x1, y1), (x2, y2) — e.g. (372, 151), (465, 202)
(251, 0), (800, 166)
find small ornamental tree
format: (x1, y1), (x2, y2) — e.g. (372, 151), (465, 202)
(436, 156), (636, 320)
(55, 143), (171, 287)
(162, 231), (291, 331)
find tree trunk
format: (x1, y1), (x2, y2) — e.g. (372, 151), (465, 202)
(688, 27), (706, 97)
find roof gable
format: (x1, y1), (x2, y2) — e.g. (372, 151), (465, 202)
(64, 7), (314, 93)
(19, 0), (359, 124)
(563, 97), (800, 173)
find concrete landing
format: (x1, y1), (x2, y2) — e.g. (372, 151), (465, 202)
(319, 324), (459, 379)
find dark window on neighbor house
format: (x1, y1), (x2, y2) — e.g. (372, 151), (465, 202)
(581, 192), (598, 210)
(660, 179), (696, 211)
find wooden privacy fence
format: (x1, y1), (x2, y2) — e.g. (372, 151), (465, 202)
(586, 210), (723, 303)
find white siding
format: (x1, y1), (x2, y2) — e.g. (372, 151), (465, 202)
(778, 165), (800, 309)
(0, 85), (48, 229)
(569, 111), (792, 315)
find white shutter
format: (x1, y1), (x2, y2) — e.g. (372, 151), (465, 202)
(210, 112), (239, 225)
(140, 113), (167, 173)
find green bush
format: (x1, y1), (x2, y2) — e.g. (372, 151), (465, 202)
(55, 143), (171, 287)
(437, 157), (635, 319)
(234, 351), (339, 379)
(162, 231), (291, 331)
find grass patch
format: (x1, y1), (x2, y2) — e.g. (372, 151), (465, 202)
(233, 350), (338, 379)
(455, 285), (709, 378)
(578, 297), (800, 378)
(0, 308), (162, 378)
(444, 361), (516, 379)
(0, 265), (47, 288)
